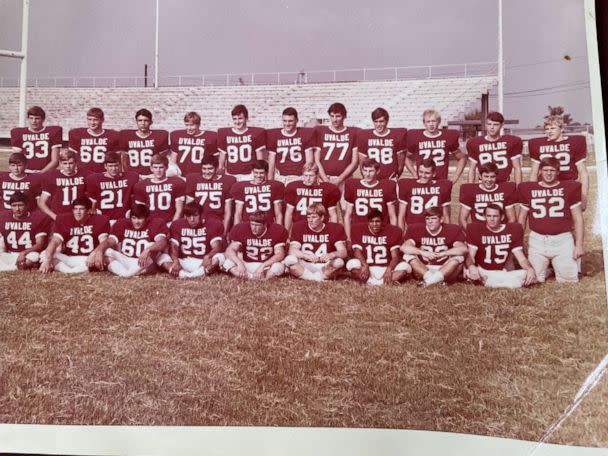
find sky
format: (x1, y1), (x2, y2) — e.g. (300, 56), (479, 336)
(0, 0), (595, 128)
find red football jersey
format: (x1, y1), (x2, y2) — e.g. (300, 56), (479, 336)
(289, 220), (347, 257)
(518, 181), (581, 235)
(0, 211), (51, 252)
(10, 126), (63, 172)
(185, 174), (236, 221)
(466, 222), (524, 270)
(266, 127), (315, 176)
(133, 176), (186, 223)
(0, 172), (42, 211)
(217, 127), (266, 175)
(118, 129), (169, 175)
(344, 179), (397, 224)
(357, 128), (407, 180)
(231, 180), (284, 222)
(350, 222), (403, 267)
(459, 182), (517, 223)
(398, 178), (452, 224)
(284, 180), (341, 223)
(313, 125), (359, 177)
(527, 135), (587, 181)
(53, 213), (110, 256)
(406, 129), (460, 180)
(86, 171), (139, 220)
(109, 217), (168, 258)
(170, 129), (218, 175)
(405, 222), (465, 266)
(466, 135), (522, 183)
(229, 221), (288, 262)
(41, 169), (90, 216)
(169, 217), (224, 259)
(68, 128), (120, 173)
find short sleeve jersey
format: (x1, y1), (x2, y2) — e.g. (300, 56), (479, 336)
(466, 222), (524, 270)
(459, 182), (517, 223)
(11, 126), (63, 172)
(527, 135), (587, 181)
(170, 129), (218, 175)
(284, 180), (341, 224)
(118, 129), (170, 175)
(0, 172), (42, 211)
(289, 221), (347, 257)
(169, 217), (224, 259)
(86, 171), (139, 220)
(266, 128), (315, 176)
(357, 128), (407, 180)
(397, 178), (453, 224)
(405, 223), (465, 266)
(110, 217), (168, 258)
(350, 223), (403, 267)
(185, 174), (236, 221)
(313, 126), (359, 177)
(229, 222), (288, 262)
(466, 135), (523, 183)
(41, 169), (90, 216)
(217, 127), (266, 175)
(406, 129), (460, 180)
(0, 211), (51, 252)
(231, 180), (284, 223)
(133, 176), (186, 223)
(68, 128), (120, 173)
(518, 180), (581, 235)
(52, 213), (110, 256)
(344, 179), (397, 224)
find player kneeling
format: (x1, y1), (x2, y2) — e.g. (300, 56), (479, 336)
(465, 204), (536, 288)
(101, 204), (168, 277)
(347, 209), (410, 285)
(283, 202), (347, 281)
(158, 202), (225, 279)
(222, 211), (288, 280)
(400, 206), (468, 286)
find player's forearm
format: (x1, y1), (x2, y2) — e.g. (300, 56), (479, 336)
(464, 252), (476, 268)
(404, 155), (416, 177)
(458, 208), (469, 230)
(467, 161), (476, 183)
(37, 199), (56, 221)
(573, 210), (584, 247)
(149, 238), (167, 255)
(217, 152), (226, 174)
(396, 153), (405, 178)
(261, 252), (284, 269)
(274, 204), (283, 225)
(513, 161), (522, 185)
(388, 205), (397, 226)
(400, 244), (422, 256)
(267, 153), (276, 180)
(397, 204), (406, 230)
(451, 156), (467, 183)
(529, 163), (539, 182)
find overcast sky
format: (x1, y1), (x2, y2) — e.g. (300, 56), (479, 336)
(0, 0), (593, 127)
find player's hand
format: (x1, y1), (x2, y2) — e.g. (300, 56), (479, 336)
(573, 244), (585, 260)
(304, 253), (318, 263)
(235, 264), (248, 278)
(87, 251), (103, 270)
(202, 255), (213, 271)
(524, 268), (537, 286)
(383, 269), (393, 285)
(319, 253), (333, 263)
(581, 194), (587, 212)
(16, 252), (27, 270)
(169, 261), (182, 277)
(252, 267), (266, 280)
(138, 248), (151, 267)
(467, 266), (482, 282)
(421, 250), (437, 260)
(360, 265), (370, 282)
(39, 260), (53, 274)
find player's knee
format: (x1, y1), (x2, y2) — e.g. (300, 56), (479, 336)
(331, 257), (344, 269)
(346, 258), (361, 271)
(283, 254), (298, 267)
(268, 262), (285, 277)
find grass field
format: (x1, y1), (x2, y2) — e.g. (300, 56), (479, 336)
(0, 148), (607, 448)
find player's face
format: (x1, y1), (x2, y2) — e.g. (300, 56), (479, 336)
(60, 158), (77, 175)
(329, 112), (345, 129)
(252, 168), (266, 184)
(417, 165), (434, 183)
(8, 161), (26, 176)
(131, 215), (147, 230)
(485, 119), (502, 137)
(73, 205), (88, 223)
(368, 216), (383, 235)
(104, 161), (121, 178)
(10, 201), (28, 218)
(361, 166), (378, 183)
(485, 208), (502, 230)
(87, 115), (103, 132)
(27, 115), (44, 131)
(302, 170), (317, 186)
(425, 215), (442, 232)
(282, 115), (298, 134)
(539, 165), (559, 184)
(151, 163), (167, 179)
(232, 113), (247, 130)
(185, 120), (200, 135)
(250, 220), (266, 236)
(545, 123), (563, 141)
(136, 115), (152, 133)
(201, 164), (216, 180)
(373, 116), (388, 134)
(306, 211), (323, 230)
(185, 212), (202, 228)
(480, 171), (497, 189)
(423, 115), (440, 134)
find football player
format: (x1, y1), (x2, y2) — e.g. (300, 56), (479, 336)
(0, 153), (41, 212)
(465, 204), (536, 288)
(466, 112), (523, 184)
(518, 156), (584, 283)
(11, 106), (62, 174)
(170, 111), (218, 177)
(222, 210), (288, 280)
(401, 206), (467, 286)
(346, 209), (410, 285)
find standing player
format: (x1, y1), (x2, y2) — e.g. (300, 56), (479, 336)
(266, 107), (315, 183)
(357, 107), (407, 180)
(39, 196), (110, 274)
(68, 107), (120, 173)
(170, 111), (218, 177)
(528, 115), (589, 210)
(397, 159), (452, 231)
(0, 192), (50, 271)
(185, 155), (236, 237)
(346, 209), (410, 285)
(11, 106), (62, 174)
(401, 206), (467, 287)
(518, 157), (584, 283)
(222, 210), (288, 280)
(458, 162), (517, 229)
(231, 160), (284, 225)
(118, 108), (169, 177)
(283, 202), (348, 282)
(343, 158), (397, 240)
(405, 109), (466, 183)
(217, 104), (266, 181)
(0, 153), (42, 212)
(466, 112), (523, 184)
(465, 204), (536, 288)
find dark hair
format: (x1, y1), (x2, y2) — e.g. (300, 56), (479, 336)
(478, 162), (498, 175)
(371, 107), (389, 122)
(130, 203), (150, 218)
(249, 211), (267, 223)
(105, 151), (121, 164)
(252, 159), (269, 172)
(9, 191), (29, 205)
(327, 102), (347, 117)
(135, 108), (153, 121)
(367, 209), (383, 221)
(201, 155), (219, 168)
(231, 104), (248, 118)
(8, 152), (27, 165)
(87, 107), (104, 121)
(419, 158), (436, 170)
(486, 111), (505, 124)
(282, 107), (298, 119)
(183, 201), (203, 217)
(484, 203), (505, 217)
(72, 196), (92, 210)
(27, 106), (46, 120)
(424, 206), (443, 218)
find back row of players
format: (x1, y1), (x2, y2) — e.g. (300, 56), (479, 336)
(0, 103), (587, 287)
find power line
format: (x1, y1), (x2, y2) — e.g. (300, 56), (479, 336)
(506, 56), (587, 70)
(504, 81), (589, 96)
